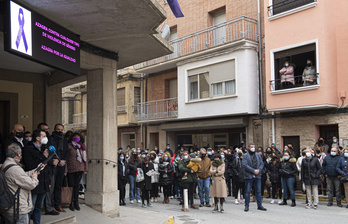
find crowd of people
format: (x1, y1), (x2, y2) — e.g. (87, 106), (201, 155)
(0, 123), (88, 224)
(2, 123), (348, 224)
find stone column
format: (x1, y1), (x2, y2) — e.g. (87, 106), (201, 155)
(45, 85), (62, 129)
(85, 67), (119, 215)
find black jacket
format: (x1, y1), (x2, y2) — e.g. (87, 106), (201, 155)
(301, 157), (321, 186)
(224, 155), (234, 178)
(158, 159), (174, 186)
(136, 162), (154, 190)
(231, 157), (244, 182)
(322, 154), (341, 177)
(22, 142), (52, 195)
(279, 157), (298, 178)
(267, 161), (281, 183)
(128, 159), (139, 176)
(1, 133), (28, 163)
(48, 134), (69, 161)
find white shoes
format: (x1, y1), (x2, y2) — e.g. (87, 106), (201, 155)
(278, 199), (282, 204)
(150, 197), (154, 202)
(137, 200), (142, 203)
(130, 200), (134, 204)
(154, 197), (158, 202)
(235, 199), (239, 204)
(271, 199), (275, 204)
(169, 196), (174, 199)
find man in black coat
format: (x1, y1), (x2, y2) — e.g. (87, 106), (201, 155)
(0, 124), (28, 165)
(23, 129), (57, 222)
(48, 124), (69, 213)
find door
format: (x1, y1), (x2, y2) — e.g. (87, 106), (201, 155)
(0, 101), (10, 138)
(283, 136), (300, 158)
(149, 133), (159, 150)
(319, 124), (338, 146)
(212, 10), (226, 46)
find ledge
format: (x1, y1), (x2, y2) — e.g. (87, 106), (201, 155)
(270, 85), (319, 95)
(268, 2), (317, 21)
(186, 94), (237, 104)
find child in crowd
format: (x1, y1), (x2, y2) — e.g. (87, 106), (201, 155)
(184, 153), (202, 179)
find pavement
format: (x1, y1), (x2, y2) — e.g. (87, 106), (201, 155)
(41, 194), (348, 224)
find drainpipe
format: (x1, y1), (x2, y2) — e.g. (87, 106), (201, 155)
(258, 0), (264, 114)
(272, 112), (275, 144)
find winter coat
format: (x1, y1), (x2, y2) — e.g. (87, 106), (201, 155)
(322, 154), (341, 177)
(209, 161), (227, 198)
(336, 156), (348, 176)
(224, 155), (234, 178)
(2, 158), (39, 215)
(178, 159), (198, 184)
(128, 159), (139, 176)
(172, 159), (183, 187)
(1, 134), (28, 163)
(301, 157), (321, 186)
(67, 143), (88, 173)
(136, 162), (154, 190)
(279, 65), (295, 84)
(242, 152), (264, 180)
(158, 159), (174, 186)
(197, 156), (211, 180)
(231, 157), (244, 182)
(22, 142), (51, 195)
(187, 158), (201, 173)
(267, 160), (281, 183)
(279, 157), (297, 178)
(48, 133), (69, 161)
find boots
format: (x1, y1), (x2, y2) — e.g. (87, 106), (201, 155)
(181, 205), (185, 211)
(212, 204), (218, 213)
(190, 204), (199, 209)
(74, 202), (81, 211)
(69, 203), (75, 211)
(291, 199), (296, 207)
(166, 197), (170, 204)
(279, 199), (287, 205)
(162, 198), (167, 204)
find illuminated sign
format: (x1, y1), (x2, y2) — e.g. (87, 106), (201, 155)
(4, 0), (80, 75)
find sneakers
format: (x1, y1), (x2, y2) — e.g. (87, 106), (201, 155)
(206, 202), (212, 207)
(150, 197), (154, 202)
(278, 199), (282, 204)
(242, 199), (245, 204)
(142, 203), (147, 208)
(270, 199), (275, 204)
(130, 200), (134, 204)
(170, 196), (174, 199)
(305, 204), (312, 209)
(235, 199), (239, 204)
(137, 200), (142, 203)
(220, 205), (224, 213)
(212, 205), (218, 213)
(313, 205), (318, 210)
(147, 203), (153, 207)
(199, 203), (204, 207)
(154, 197), (158, 203)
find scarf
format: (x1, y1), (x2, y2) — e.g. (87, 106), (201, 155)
(72, 141), (85, 163)
(52, 131), (64, 151)
(212, 160), (224, 167)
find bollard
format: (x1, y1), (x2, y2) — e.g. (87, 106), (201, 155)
(184, 189), (189, 212)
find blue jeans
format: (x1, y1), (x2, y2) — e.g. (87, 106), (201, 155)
(197, 177), (210, 203)
(174, 180), (182, 198)
(30, 193), (46, 224)
(281, 177), (295, 200)
(245, 178), (262, 208)
(128, 175), (140, 201)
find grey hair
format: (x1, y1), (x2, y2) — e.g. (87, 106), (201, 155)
(200, 148), (206, 153)
(248, 143), (255, 147)
(6, 143), (21, 158)
(332, 144), (339, 148)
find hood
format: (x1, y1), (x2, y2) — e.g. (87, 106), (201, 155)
(191, 157), (201, 162)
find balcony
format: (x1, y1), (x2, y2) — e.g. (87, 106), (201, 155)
(135, 98), (178, 121)
(269, 73), (319, 94)
(268, 0), (317, 20)
(134, 16), (257, 70)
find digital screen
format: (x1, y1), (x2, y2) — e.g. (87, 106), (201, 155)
(4, 0), (80, 76)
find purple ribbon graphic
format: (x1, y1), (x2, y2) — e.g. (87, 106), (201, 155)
(16, 8), (28, 52)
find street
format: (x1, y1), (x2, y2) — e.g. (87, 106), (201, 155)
(125, 196), (348, 224)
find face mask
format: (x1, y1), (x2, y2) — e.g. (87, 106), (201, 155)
(167, 147), (170, 149)
(306, 152), (311, 158)
(120, 157), (124, 160)
(145, 150), (148, 153)
(316, 149), (321, 154)
(15, 132), (24, 139)
(207, 152), (212, 156)
(333, 139), (337, 143)
(319, 140), (324, 144)
(283, 156), (289, 160)
(25, 137), (32, 142)
(331, 152), (337, 156)
(155, 148), (158, 150)
(175, 158), (180, 161)
(238, 153), (243, 157)
(55, 131), (63, 136)
(137, 150), (141, 153)
(250, 148), (255, 152)
(344, 153), (348, 158)
(221, 155), (224, 159)
(181, 149), (184, 151)
(72, 137), (80, 143)
(142, 154), (146, 158)
(201, 154), (206, 158)
(183, 156), (189, 160)
(266, 150), (272, 154)
(164, 157), (168, 161)
(126, 156), (129, 159)
(272, 156), (277, 160)
(285, 63), (289, 67)
(307, 63), (312, 67)
(41, 137), (48, 145)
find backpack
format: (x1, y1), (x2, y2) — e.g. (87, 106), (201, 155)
(0, 164), (21, 221)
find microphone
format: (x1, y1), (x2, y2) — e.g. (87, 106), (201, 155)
(35, 146), (60, 172)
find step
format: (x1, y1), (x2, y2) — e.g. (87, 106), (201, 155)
(43, 215), (76, 224)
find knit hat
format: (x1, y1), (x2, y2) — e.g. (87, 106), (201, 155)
(190, 153), (196, 159)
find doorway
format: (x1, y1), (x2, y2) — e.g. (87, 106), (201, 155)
(319, 124), (338, 146)
(0, 101), (10, 137)
(282, 136), (300, 158)
(149, 133), (159, 150)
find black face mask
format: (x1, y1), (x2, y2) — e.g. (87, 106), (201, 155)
(238, 153), (243, 157)
(307, 63), (312, 67)
(54, 131), (63, 136)
(201, 154), (206, 158)
(15, 132), (24, 139)
(266, 150), (272, 154)
(316, 149), (321, 154)
(319, 140), (324, 144)
(150, 156), (155, 160)
(272, 156), (277, 160)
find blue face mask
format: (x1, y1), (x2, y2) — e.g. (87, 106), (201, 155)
(221, 155), (225, 159)
(120, 157), (124, 160)
(344, 153), (348, 158)
(283, 156), (289, 160)
(331, 152), (337, 156)
(207, 152), (212, 156)
(142, 154), (146, 158)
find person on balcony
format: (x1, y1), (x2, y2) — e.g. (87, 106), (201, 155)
(279, 61), (295, 89)
(302, 59), (316, 86)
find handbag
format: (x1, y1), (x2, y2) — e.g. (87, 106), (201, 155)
(341, 175), (348, 183)
(61, 177), (73, 205)
(136, 168), (144, 182)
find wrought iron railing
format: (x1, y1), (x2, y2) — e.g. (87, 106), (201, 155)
(269, 73), (319, 91)
(135, 98), (178, 121)
(134, 16), (257, 69)
(268, 0), (316, 16)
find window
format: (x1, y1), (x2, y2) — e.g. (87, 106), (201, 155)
(188, 59), (236, 101)
(133, 86), (141, 113)
(271, 43), (318, 92)
(268, 0), (317, 19)
(117, 88), (126, 113)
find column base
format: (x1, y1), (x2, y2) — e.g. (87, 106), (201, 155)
(85, 191), (120, 216)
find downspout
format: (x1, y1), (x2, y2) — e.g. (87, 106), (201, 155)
(258, 0), (264, 114)
(272, 112), (275, 144)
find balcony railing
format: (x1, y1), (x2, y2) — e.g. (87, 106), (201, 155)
(135, 98), (178, 121)
(268, 0), (316, 16)
(269, 74), (319, 91)
(117, 105), (128, 114)
(134, 16), (257, 69)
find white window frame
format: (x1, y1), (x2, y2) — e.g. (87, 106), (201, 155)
(270, 39), (319, 95)
(133, 86), (141, 113)
(212, 80), (236, 97)
(268, 0), (317, 20)
(188, 72), (210, 101)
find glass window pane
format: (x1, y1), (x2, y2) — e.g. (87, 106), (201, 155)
(189, 75), (198, 100)
(225, 80), (236, 94)
(213, 83), (223, 96)
(199, 73), (210, 99)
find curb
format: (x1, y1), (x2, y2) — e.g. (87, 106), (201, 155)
(295, 194), (347, 203)
(162, 216), (175, 224)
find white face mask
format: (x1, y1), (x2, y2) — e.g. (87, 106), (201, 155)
(306, 152), (311, 158)
(250, 147), (255, 152)
(25, 137), (32, 142)
(41, 137), (48, 145)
